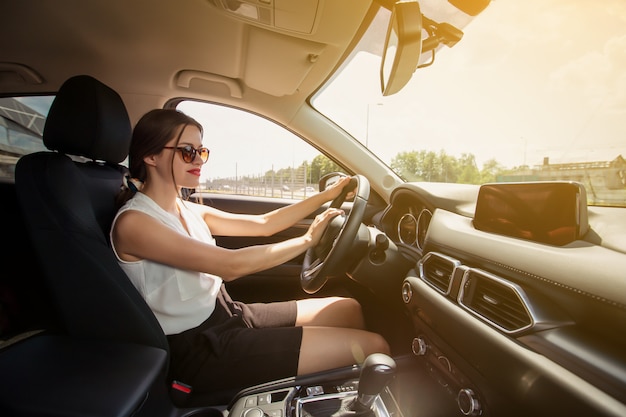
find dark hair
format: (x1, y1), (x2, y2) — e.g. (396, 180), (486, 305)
(116, 108), (204, 207)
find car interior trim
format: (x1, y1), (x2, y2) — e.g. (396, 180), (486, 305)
(403, 275), (626, 417)
(426, 209), (626, 308)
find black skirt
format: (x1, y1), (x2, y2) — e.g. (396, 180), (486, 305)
(166, 285), (302, 400)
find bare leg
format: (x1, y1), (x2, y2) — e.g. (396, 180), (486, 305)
(295, 297), (390, 375)
(295, 296), (365, 329)
(297, 326), (390, 375)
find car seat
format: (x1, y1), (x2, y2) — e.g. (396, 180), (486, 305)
(15, 75), (168, 351)
(14, 75), (243, 412)
(10, 76), (191, 414)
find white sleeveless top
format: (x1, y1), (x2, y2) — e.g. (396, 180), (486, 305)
(110, 192), (222, 335)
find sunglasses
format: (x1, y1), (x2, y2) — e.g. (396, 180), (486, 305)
(163, 145), (210, 163)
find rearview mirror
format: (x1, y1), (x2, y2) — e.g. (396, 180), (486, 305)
(380, 0), (422, 96)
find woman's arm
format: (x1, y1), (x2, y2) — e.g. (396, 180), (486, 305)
(111, 206), (343, 281)
(200, 176), (353, 237)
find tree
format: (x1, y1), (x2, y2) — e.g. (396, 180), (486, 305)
(390, 150), (423, 181)
(217, 149), (507, 190)
(391, 150), (493, 184)
(457, 153), (480, 184)
(391, 149), (461, 182)
(480, 158), (504, 184)
(310, 154), (344, 183)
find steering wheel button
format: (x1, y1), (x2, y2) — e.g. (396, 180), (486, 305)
(243, 408), (265, 417)
(257, 393), (271, 405)
(306, 385), (324, 396)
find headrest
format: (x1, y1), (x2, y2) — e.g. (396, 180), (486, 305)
(43, 75), (131, 164)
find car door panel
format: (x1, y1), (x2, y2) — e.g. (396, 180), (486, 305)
(194, 192), (337, 302)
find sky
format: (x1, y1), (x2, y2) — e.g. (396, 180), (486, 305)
(315, 0), (626, 170)
(179, 100), (321, 181)
(180, 0), (626, 180)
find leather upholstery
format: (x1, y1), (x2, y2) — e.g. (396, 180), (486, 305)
(14, 75), (168, 351)
(43, 75), (131, 163)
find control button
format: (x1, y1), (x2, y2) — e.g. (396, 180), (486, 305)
(457, 388), (482, 416)
(402, 281), (413, 303)
(267, 410), (282, 417)
(243, 407), (266, 417)
(306, 385), (324, 396)
(412, 336), (428, 356)
(245, 396), (257, 407)
(257, 393), (271, 405)
(336, 384), (356, 392)
(437, 355), (452, 373)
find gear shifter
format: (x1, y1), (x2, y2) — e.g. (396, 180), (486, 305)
(297, 354), (397, 417)
(351, 353), (397, 414)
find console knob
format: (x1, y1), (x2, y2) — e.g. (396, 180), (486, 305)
(457, 388), (481, 416)
(401, 281), (413, 303)
(412, 336), (428, 356)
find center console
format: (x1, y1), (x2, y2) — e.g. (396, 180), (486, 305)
(227, 354), (402, 417)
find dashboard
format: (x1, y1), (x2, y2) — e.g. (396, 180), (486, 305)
(394, 205), (432, 251)
(374, 181), (626, 417)
(379, 182), (478, 255)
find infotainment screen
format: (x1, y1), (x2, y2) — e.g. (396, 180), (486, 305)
(473, 181), (588, 246)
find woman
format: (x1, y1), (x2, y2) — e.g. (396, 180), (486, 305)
(110, 109), (389, 397)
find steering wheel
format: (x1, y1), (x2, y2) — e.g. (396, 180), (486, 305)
(301, 174), (370, 294)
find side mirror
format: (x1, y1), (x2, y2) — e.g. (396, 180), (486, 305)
(380, 0), (422, 96)
(318, 172), (349, 192)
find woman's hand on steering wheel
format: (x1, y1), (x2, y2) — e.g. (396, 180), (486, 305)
(301, 174), (370, 294)
(321, 175), (355, 202)
(305, 207), (345, 247)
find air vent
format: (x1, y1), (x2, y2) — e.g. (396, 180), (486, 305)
(459, 269), (533, 333)
(418, 252), (460, 295)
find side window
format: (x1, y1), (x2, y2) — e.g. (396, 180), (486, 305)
(177, 100), (345, 199)
(0, 97), (51, 181)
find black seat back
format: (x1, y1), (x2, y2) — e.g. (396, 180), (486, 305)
(14, 75), (168, 351)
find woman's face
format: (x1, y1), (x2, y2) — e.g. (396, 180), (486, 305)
(158, 124), (208, 190)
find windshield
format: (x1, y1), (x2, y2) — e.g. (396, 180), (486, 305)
(312, 0), (626, 207)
